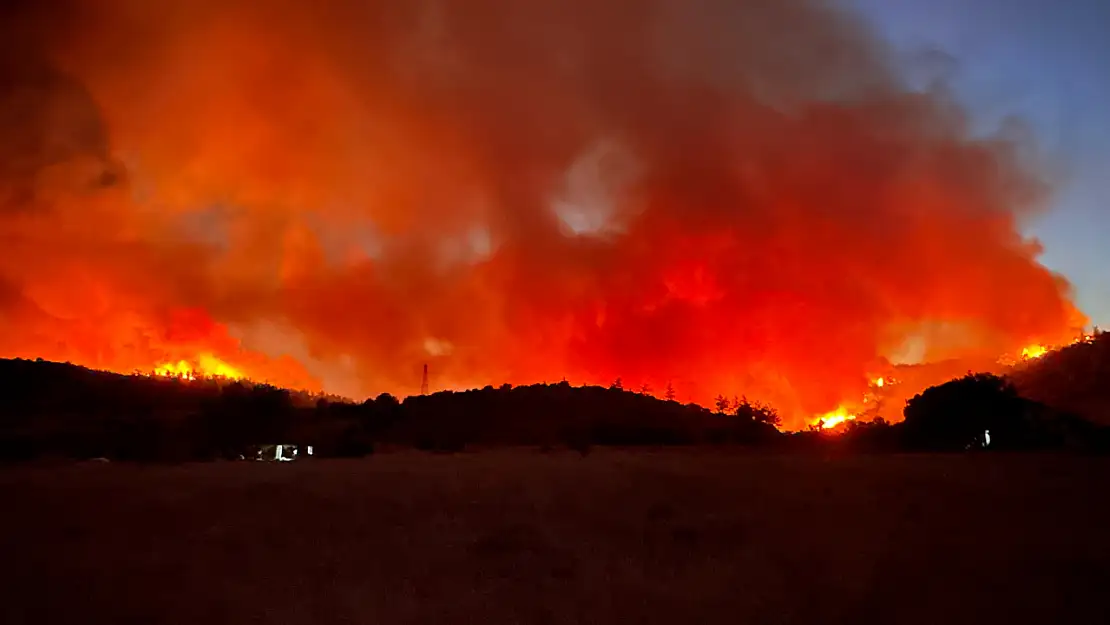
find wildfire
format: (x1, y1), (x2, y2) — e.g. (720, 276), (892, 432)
(151, 354), (245, 382)
(1021, 344), (1048, 360)
(153, 360), (197, 380)
(0, 1), (1094, 429)
(1012, 334), (1096, 364)
(814, 406), (856, 431)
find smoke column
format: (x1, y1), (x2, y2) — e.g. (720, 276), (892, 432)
(0, 0), (1085, 426)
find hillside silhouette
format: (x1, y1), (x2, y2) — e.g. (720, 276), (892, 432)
(1, 356), (1108, 463)
(1008, 331), (1110, 426)
(0, 359), (783, 462)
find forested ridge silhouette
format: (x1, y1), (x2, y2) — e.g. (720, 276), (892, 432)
(2, 341), (1109, 463)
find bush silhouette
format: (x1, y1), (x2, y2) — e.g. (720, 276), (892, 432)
(902, 373), (1066, 451)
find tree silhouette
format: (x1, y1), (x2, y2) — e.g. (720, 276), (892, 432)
(714, 394), (730, 414)
(610, 377), (623, 390)
(903, 372), (1055, 450)
(373, 392), (396, 405)
(735, 396), (781, 427)
(665, 382), (676, 401)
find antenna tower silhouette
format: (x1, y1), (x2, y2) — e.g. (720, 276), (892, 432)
(420, 363), (429, 395)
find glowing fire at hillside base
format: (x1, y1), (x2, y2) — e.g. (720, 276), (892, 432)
(811, 335), (1098, 431)
(815, 406), (856, 430)
(0, 0), (1090, 428)
(808, 376), (890, 430)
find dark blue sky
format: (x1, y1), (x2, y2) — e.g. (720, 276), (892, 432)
(848, 0), (1110, 326)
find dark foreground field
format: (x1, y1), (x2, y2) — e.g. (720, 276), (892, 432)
(2, 452), (1108, 624)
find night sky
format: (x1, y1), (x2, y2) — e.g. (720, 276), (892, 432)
(850, 0), (1110, 325)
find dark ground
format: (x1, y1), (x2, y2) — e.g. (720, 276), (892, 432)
(1, 451), (1108, 624)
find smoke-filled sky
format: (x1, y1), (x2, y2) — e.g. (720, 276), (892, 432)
(0, 0), (1093, 426)
(849, 0), (1110, 325)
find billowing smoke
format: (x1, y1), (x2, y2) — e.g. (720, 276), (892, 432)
(0, 0), (1085, 425)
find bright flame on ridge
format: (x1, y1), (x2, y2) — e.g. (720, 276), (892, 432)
(1021, 344), (1048, 360)
(1013, 333), (1095, 364)
(152, 354), (244, 381)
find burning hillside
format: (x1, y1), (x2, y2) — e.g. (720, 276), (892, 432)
(0, 0), (1086, 428)
(1007, 330), (1110, 425)
(151, 353), (243, 381)
(809, 333), (1099, 431)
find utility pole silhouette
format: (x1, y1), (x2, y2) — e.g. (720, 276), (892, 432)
(420, 363), (429, 395)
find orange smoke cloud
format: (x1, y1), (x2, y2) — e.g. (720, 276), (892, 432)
(0, 0), (1085, 426)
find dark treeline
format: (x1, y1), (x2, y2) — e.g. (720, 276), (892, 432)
(0, 357), (1107, 463)
(0, 359), (780, 462)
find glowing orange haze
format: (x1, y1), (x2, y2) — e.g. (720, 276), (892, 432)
(0, 0), (1087, 428)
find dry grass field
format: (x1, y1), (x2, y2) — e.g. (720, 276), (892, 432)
(2, 450), (1108, 624)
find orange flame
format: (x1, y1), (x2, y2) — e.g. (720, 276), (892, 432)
(813, 406), (856, 431)
(1021, 344), (1048, 360)
(152, 354), (244, 381)
(1012, 333), (1094, 364)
